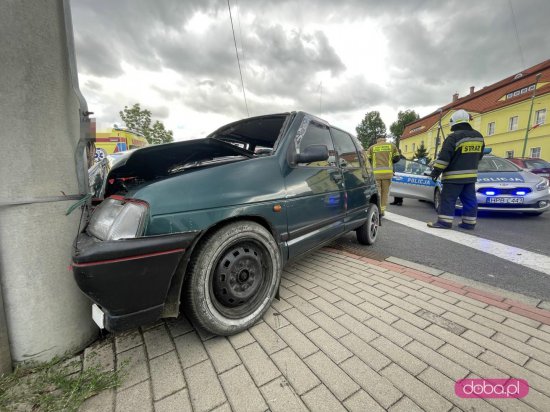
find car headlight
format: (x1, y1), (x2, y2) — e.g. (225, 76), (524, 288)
(87, 196), (148, 240)
(536, 178), (550, 191)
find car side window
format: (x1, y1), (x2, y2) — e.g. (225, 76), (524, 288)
(331, 129), (361, 168)
(297, 121), (336, 167)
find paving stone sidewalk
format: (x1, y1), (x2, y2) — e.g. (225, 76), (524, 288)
(79, 249), (550, 412)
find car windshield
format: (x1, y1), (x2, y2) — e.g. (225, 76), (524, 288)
(478, 157), (521, 172)
(524, 159), (550, 169)
(395, 158), (432, 175)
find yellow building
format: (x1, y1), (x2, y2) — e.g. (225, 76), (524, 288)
(401, 59), (550, 161)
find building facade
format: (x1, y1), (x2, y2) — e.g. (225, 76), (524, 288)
(401, 59), (550, 161)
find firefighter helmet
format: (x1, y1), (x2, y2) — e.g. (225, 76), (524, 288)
(449, 109), (471, 127)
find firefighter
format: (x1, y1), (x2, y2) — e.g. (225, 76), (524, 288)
(428, 109), (485, 229)
(365, 135), (400, 216)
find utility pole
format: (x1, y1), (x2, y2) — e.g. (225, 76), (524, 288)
(0, 0), (97, 364)
(521, 73), (542, 157)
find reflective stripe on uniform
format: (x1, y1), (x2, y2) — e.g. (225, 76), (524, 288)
(373, 144), (392, 152)
(442, 169), (478, 180)
(438, 215), (454, 223)
(443, 169), (478, 175)
(455, 137), (484, 146)
(433, 160), (448, 170)
(462, 216), (477, 223)
(373, 168), (393, 174)
(442, 173), (478, 180)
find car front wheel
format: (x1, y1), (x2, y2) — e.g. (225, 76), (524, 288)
(184, 221), (281, 335)
(356, 203), (379, 245)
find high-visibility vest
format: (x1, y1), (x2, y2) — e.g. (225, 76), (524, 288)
(365, 142), (399, 180)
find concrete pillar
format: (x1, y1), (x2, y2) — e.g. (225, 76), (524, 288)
(0, 279), (12, 374)
(0, 0), (97, 363)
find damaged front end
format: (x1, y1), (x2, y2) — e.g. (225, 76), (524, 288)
(72, 114), (291, 332)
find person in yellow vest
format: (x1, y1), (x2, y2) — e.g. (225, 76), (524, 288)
(365, 135), (400, 216)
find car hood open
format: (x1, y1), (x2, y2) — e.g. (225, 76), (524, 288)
(108, 137), (254, 181)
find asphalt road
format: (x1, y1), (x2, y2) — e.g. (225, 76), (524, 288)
(355, 199), (550, 302)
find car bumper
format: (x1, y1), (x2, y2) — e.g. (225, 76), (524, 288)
(476, 203), (550, 213)
(72, 231), (200, 331)
(456, 191), (550, 213)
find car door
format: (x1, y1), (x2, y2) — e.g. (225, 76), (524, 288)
(391, 158), (437, 201)
(330, 128), (369, 230)
(284, 119), (346, 259)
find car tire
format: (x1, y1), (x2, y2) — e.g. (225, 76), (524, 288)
(356, 203), (379, 245)
(434, 188), (441, 212)
(184, 221), (281, 335)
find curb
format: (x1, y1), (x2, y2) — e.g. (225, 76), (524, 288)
(385, 256), (549, 309)
(324, 247), (550, 326)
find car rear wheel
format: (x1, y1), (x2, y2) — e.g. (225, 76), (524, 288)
(184, 221), (281, 335)
(356, 203), (379, 245)
(434, 188), (441, 212)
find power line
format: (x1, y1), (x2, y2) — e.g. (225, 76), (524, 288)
(227, 0), (249, 117)
(508, 0), (525, 69)
(235, 0), (247, 78)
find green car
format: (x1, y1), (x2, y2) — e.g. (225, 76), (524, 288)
(72, 112), (380, 335)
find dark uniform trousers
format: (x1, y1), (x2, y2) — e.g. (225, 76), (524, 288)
(438, 182), (478, 227)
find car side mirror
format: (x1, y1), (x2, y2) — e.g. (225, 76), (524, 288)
(423, 171), (432, 176)
(295, 145), (329, 164)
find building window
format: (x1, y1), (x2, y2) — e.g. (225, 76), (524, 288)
(505, 150), (514, 158)
(487, 122), (495, 136)
(535, 109), (546, 126)
(405, 145), (408, 153)
(509, 116), (518, 131)
(505, 84), (536, 100)
(530, 147), (541, 158)
(412, 143), (416, 153)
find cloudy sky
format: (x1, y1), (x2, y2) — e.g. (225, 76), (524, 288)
(71, 0), (550, 141)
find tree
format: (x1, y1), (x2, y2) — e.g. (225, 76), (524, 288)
(389, 110), (420, 149)
(414, 142), (432, 164)
(356, 111), (386, 149)
(119, 103), (174, 145)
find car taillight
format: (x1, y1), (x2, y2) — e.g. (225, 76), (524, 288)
(87, 197), (148, 241)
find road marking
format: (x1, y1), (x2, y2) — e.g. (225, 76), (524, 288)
(384, 212), (550, 276)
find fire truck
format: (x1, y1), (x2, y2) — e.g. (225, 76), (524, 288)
(94, 126), (148, 161)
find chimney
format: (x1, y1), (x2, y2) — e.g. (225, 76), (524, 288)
(469, 86), (475, 95)
(452, 92), (459, 102)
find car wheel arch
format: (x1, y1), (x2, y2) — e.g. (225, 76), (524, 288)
(161, 215), (280, 319)
(182, 219), (282, 334)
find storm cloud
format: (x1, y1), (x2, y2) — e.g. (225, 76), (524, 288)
(71, 0), (550, 139)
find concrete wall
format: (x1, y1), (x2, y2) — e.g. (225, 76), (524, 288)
(0, 0), (96, 363)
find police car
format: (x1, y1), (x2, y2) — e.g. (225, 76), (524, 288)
(390, 158), (441, 206)
(390, 155), (550, 215)
(474, 155), (550, 215)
